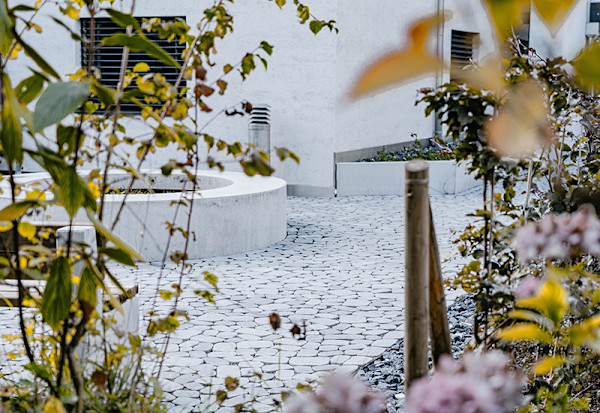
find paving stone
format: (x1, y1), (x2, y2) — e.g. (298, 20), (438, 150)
(217, 365), (241, 378)
(0, 190), (481, 411)
(288, 357), (330, 366)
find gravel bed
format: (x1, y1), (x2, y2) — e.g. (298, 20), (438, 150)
(357, 295), (475, 413)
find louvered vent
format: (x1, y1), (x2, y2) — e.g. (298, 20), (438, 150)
(81, 17), (185, 113)
(450, 30), (476, 81)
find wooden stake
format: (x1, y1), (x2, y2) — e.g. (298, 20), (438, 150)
(428, 203), (452, 365)
(404, 160), (430, 393)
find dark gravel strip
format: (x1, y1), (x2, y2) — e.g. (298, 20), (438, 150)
(357, 295), (475, 413)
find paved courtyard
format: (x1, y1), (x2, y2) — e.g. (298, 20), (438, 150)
(110, 189), (482, 411)
(0, 188), (483, 411)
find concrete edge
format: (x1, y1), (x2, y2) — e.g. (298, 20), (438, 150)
(287, 184), (335, 198)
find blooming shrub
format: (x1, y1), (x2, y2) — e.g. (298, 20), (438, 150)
(405, 351), (524, 413)
(286, 374), (386, 413)
(515, 205), (600, 262)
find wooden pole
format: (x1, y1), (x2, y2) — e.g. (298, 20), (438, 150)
(404, 160), (430, 393)
(428, 203), (452, 365)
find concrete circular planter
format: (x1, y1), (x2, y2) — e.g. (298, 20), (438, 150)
(336, 160), (481, 196)
(1, 170), (287, 261)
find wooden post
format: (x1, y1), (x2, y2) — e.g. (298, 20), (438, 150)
(428, 204), (452, 365)
(404, 160), (430, 393)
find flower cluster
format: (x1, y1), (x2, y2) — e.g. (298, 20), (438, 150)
(405, 351), (523, 413)
(515, 205), (600, 262)
(286, 374), (386, 413)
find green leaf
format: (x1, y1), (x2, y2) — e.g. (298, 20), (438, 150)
(99, 247), (135, 267)
(86, 210), (144, 261)
(240, 154), (275, 177)
(275, 0), (286, 8)
(103, 33), (180, 68)
(90, 82), (116, 107)
(16, 34), (60, 79)
(482, 0), (529, 40)
(275, 147), (300, 163)
(33, 81), (90, 132)
(309, 20), (323, 35)
(260, 41), (273, 56)
(106, 9), (141, 31)
(24, 362), (53, 382)
(56, 124), (78, 155)
(42, 257), (72, 329)
(497, 323), (553, 344)
(78, 266), (98, 308)
(1, 73), (23, 163)
(0, 200), (37, 221)
(0, 0), (14, 56)
(15, 71), (45, 104)
(50, 17), (82, 42)
(573, 41), (600, 90)
(58, 167), (85, 218)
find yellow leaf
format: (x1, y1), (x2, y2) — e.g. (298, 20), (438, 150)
(573, 41), (600, 90)
(133, 62), (150, 73)
(350, 14), (448, 97)
(17, 221), (36, 241)
(593, 288), (600, 306)
(497, 323), (553, 344)
(533, 356), (565, 376)
(481, 0), (530, 41)
(0, 222), (13, 232)
(531, 0), (578, 34)
(453, 54), (505, 91)
(43, 397), (67, 413)
(89, 182), (100, 199)
(486, 80), (552, 159)
(519, 278), (569, 325)
(171, 102), (189, 120)
(568, 315), (600, 346)
(60, 5), (79, 20)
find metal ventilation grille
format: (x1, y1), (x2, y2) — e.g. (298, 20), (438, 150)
(450, 30), (476, 81)
(591, 3), (600, 23)
(81, 17), (186, 113)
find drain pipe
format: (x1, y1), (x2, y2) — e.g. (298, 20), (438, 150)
(248, 104), (271, 158)
(434, 0), (445, 139)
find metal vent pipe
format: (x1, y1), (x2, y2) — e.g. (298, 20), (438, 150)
(248, 104), (271, 158)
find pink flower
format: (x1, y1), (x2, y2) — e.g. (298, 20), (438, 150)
(286, 374), (386, 413)
(515, 276), (543, 298)
(406, 351), (523, 413)
(515, 205), (600, 262)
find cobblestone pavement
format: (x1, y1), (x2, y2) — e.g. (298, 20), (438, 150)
(109, 188), (482, 411)
(0, 189), (483, 412)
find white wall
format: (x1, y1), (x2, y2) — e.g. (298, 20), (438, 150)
(529, 0), (588, 61)
(4, 0), (592, 194)
(334, 0), (437, 155)
(7, 0), (339, 193)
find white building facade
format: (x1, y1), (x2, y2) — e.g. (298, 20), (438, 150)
(6, 0), (596, 196)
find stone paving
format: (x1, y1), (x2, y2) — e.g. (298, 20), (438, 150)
(0, 188), (484, 412)
(109, 188), (482, 411)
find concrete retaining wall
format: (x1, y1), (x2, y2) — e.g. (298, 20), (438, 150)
(336, 160), (481, 196)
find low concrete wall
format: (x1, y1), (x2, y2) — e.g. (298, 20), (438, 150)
(1, 170), (287, 261)
(336, 160), (481, 196)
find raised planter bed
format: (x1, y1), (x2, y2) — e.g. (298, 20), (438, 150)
(336, 160), (481, 196)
